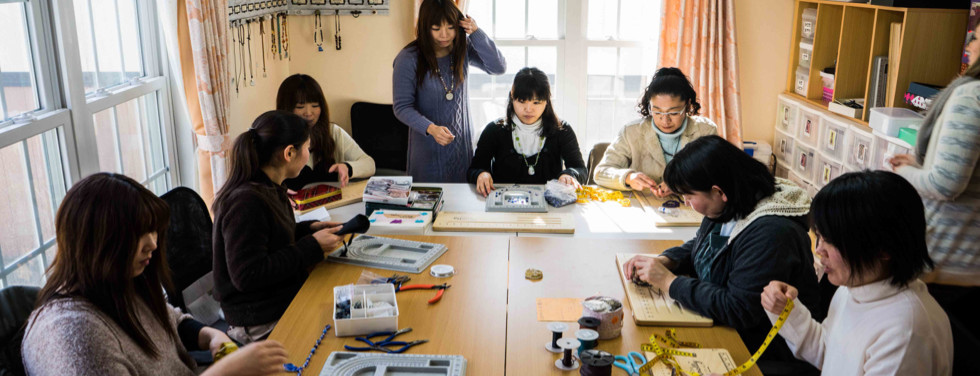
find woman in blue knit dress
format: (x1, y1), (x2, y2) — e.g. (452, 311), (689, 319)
(393, 0), (506, 182)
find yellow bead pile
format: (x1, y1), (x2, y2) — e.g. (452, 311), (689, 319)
(576, 186), (631, 207)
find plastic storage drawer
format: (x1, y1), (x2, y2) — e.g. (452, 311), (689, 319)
(796, 107), (821, 147)
(774, 128), (796, 163)
(819, 115), (850, 162)
(872, 130), (912, 171)
(801, 8), (817, 40)
(845, 124), (874, 170)
(775, 160), (790, 179)
(776, 94), (799, 135)
(869, 107), (923, 138)
(794, 67), (809, 96)
(815, 151), (843, 188)
(794, 142), (817, 183)
(799, 41), (814, 69)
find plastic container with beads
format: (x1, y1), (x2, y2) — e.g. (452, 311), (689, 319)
(794, 66), (809, 96)
(801, 8), (817, 40)
(799, 41), (814, 69)
(333, 284), (398, 337)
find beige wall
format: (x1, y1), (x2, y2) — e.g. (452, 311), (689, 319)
(735, 0), (795, 146)
(228, 1), (415, 139)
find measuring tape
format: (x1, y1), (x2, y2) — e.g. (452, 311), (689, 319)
(638, 300), (795, 376)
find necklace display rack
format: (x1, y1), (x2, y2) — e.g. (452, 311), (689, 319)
(228, 0), (390, 22)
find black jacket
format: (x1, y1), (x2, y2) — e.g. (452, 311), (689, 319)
(663, 214), (822, 367)
(467, 119), (587, 184)
(212, 173), (323, 326)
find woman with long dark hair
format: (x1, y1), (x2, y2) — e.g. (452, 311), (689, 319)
(22, 173), (288, 375)
(277, 74), (375, 189)
(467, 67), (586, 196)
(594, 67), (716, 196)
(212, 111), (344, 344)
(393, 0), (506, 182)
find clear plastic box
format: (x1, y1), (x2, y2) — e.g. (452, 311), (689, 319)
(774, 128), (796, 163)
(801, 8), (817, 40)
(333, 284), (399, 337)
(818, 115), (849, 162)
(776, 94), (799, 135)
(868, 107), (923, 138)
(794, 142), (817, 183)
(845, 124), (875, 170)
(796, 107), (821, 147)
(795, 67), (809, 96)
(815, 151), (843, 188)
(775, 161), (790, 179)
(799, 41), (814, 69)
(871, 130), (912, 171)
(788, 170), (810, 194)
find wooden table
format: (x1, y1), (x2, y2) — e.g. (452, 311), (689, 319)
(267, 235), (510, 375)
(506, 237), (763, 376)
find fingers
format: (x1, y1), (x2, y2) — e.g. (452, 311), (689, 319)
(323, 225), (342, 234)
(328, 164), (338, 173)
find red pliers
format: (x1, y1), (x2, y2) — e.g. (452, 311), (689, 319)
(395, 283), (451, 304)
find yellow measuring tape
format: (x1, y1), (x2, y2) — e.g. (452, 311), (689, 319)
(637, 300), (795, 376)
(576, 186), (631, 207)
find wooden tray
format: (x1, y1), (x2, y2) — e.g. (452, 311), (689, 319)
(633, 191), (703, 227)
(616, 253), (712, 326)
(432, 211), (574, 234)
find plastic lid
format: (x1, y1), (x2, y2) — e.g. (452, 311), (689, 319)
(869, 107), (923, 119)
(430, 264), (455, 278)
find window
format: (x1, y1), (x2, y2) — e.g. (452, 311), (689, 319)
(467, 0), (662, 156)
(0, 0), (176, 288)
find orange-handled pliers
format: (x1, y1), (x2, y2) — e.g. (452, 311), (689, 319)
(395, 283), (451, 304)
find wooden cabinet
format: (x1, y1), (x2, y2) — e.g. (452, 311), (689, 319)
(785, 0), (967, 125)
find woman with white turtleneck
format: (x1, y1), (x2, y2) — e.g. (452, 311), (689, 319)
(467, 67), (587, 196)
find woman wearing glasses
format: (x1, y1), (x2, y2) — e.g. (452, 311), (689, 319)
(594, 67), (716, 197)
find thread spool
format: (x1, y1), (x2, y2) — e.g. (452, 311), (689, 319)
(578, 316), (601, 330)
(579, 350), (614, 376)
(575, 329), (599, 353)
(545, 322), (568, 353)
(554, 338), (581, 371)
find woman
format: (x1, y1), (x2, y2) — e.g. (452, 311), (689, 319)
(467, 67), (586, 196)
(277, 74), (375, 190)
(22, 173), (288, 375)
(623, 136), (820, 373)
(889, 20), (980, 365)
(594, 67), (716, 196)
(393, 0), (506, 182)
(212, 111), (344, 344)
(761, 171), (952, 375)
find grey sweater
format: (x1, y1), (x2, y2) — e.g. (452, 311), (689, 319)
(22, 297), (197, 375)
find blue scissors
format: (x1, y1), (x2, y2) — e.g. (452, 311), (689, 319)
(343, 327), (428, 354)
(614, 351), (647, 376)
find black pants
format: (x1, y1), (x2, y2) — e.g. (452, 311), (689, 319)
(928, 283), (980, 376)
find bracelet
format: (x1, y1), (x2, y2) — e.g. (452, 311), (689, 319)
(213, 341), (239, 362)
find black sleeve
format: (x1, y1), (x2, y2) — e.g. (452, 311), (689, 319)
(177, 319), (207, 351)
(556, 124), (587, 183)
(345, 162), (353, 177)
(295, 220), (316, 239)
(468, 122), (499, 184)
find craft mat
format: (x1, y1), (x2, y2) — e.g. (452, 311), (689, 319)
(616, 253), (713, 326)
(643, 348), (736, 376)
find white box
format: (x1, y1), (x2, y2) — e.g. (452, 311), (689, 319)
(801, 8), (817, 40)
(815, 151), (843, 188)
(845, 124), (875, 170)
(869, 107), (923, 138)
(774, 128), (796, 163)
(794, 143), (817, 184)
(818, 115), (850, 162)
(366, 210), (432, 235)
(795, 67), (810, 96)
(799, 41), (814, 69)
(796, 107), (821, 147)
(334, 284), (399, 337)
(871, 130), (912, 171)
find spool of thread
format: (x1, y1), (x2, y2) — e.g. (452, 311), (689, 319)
(578, 316), (601, 330)
(579, 350), (614, 376)
(575, 329), (599, 354)
(545, 322), (568, 353)
(554, 338), (581, 371)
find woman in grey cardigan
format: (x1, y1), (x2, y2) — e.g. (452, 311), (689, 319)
(594, 67), (716, 196)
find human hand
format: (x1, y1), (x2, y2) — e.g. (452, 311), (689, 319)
(476, 172), (495, 197)
(888, 154), (919, 170)
(459, 16), (478, 34)
(204, 340), (289, 376)
(310, 221), (342, 231)
(329, 163), (350, 187)
(626, 172), (657, 192)
(623, 255), (677, 292)
(313, 225), (343, 252)
(651, 182), (673, 198)
(558, 174), (580, 188)
(205, 329), (234, 358)
(761, 281), (798, 315)
(426, 124), (455, 146)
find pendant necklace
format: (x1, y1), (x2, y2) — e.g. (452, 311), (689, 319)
(514, 132), (544, 175)
(435, 63), (455, 101)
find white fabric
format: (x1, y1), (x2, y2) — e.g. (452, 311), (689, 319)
(156, 0), (197, 190)
(510, 115), (544, 156)
(768, 279), (953, 376)
(719, 220), (735, 237)
(305, 123), (376, 178)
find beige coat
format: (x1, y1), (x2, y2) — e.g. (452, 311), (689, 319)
(594, 116), (717, 190)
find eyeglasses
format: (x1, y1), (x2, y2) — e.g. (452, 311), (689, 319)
(651, 111), (685, 119)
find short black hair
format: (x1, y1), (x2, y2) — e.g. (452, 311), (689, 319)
(811, 170), (933, 287)
(663, 135), (775, 222)
(507, 67), (561, 137)
(637, 67), (701, 117)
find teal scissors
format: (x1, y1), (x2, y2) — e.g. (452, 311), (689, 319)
(614, 351), (647, 376)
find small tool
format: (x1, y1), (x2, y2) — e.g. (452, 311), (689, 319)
(343, 327), (428, 354)
(396, 283), (451, 304)
(613, 351), (647, 376)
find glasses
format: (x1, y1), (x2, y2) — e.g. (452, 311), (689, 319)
(651, 111), (685, 119)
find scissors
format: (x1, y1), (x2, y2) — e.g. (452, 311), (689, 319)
(342, 327), (428, 354)
(614, 351), (647, 376)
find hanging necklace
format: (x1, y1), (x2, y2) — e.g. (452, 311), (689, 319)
(435, 63), (455, 101)
(259, 17), (267, 77)
(282, 13), (290, 60)
(334, 10), (342, 50)
(513, 129), (544, 176)
(314, 10), (324, 52)
(246, 20), (254, 86)
(238, 23), (246, 92)
(270, 15), (278, 60)
(231, 21), (238, 92)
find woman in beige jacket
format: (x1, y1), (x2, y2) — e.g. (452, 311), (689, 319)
(594, 68), (716, 195)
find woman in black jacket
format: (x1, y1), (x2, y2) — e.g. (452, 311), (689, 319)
(467, 67), (586, 196)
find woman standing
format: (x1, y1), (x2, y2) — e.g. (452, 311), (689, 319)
(393, 0), (506, 182)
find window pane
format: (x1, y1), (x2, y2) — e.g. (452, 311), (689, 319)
(149, 174), (169, 196)
(27, 136), (57, 242)
(494, 0), (525, 39)
(587, 0), (618, 40)
(91, 1), (125, 88)
(619, 0), (660, 42)
(43, 245), (56, 268)
(142, 92), (166, 174)
(4, 255), (45, 287)
(527, 46), (558, 93)
(0, 2), (40, 122)
(94, 92), (169, 182)
(0, 141), (40, 269)
(527, 0), (558, 40)
(93, 107), (121, 172)
(469, 73), (493, 99)
(469, 0), (494, 38)
(116, 97), (147, 181)
(116, 0), (144, 81)
(73, 0), (99, 92)
(74, 0), (144, 94)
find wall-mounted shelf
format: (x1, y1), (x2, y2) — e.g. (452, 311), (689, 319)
(228, 0), (389, 22)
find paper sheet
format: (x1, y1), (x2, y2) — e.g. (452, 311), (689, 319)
(536, 298), (583, 322)
(643, 348), (737, 376)
(295, 206), (331, 223)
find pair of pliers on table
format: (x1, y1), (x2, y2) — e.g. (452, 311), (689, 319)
(613, 351), (647, 376)
(343, 327), (428, 354)
(395, 283), (451, 304)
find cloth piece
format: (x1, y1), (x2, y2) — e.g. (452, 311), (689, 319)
(467, 118), (587, 184)
(769, 280), (953, 375)
(393, 28), (506, 182)
(593, 116), (716, 191)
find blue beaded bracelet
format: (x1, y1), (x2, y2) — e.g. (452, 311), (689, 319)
(283, 324), (331, 375)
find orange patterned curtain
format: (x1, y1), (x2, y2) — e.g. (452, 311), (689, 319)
(183, 0), (231, 207)
(659, 0), (742, 145)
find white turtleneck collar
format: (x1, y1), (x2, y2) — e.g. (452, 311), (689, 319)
(511, 115), (545, 156)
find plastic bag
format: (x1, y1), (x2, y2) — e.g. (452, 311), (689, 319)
(544, 179), (577, 207)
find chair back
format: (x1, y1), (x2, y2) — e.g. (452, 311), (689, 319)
(350, 102), (410, 175)
(0, 286), (40, 376)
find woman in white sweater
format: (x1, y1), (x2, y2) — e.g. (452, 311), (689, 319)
(760, 170), (953, 375)
(277, 74), (375, 190)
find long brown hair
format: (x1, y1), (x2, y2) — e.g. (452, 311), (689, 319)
(214, 111), (310, 214)
(276, 74), (336, 171)
(409, 0), (467, 87)
(36, 173), (189, 365)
